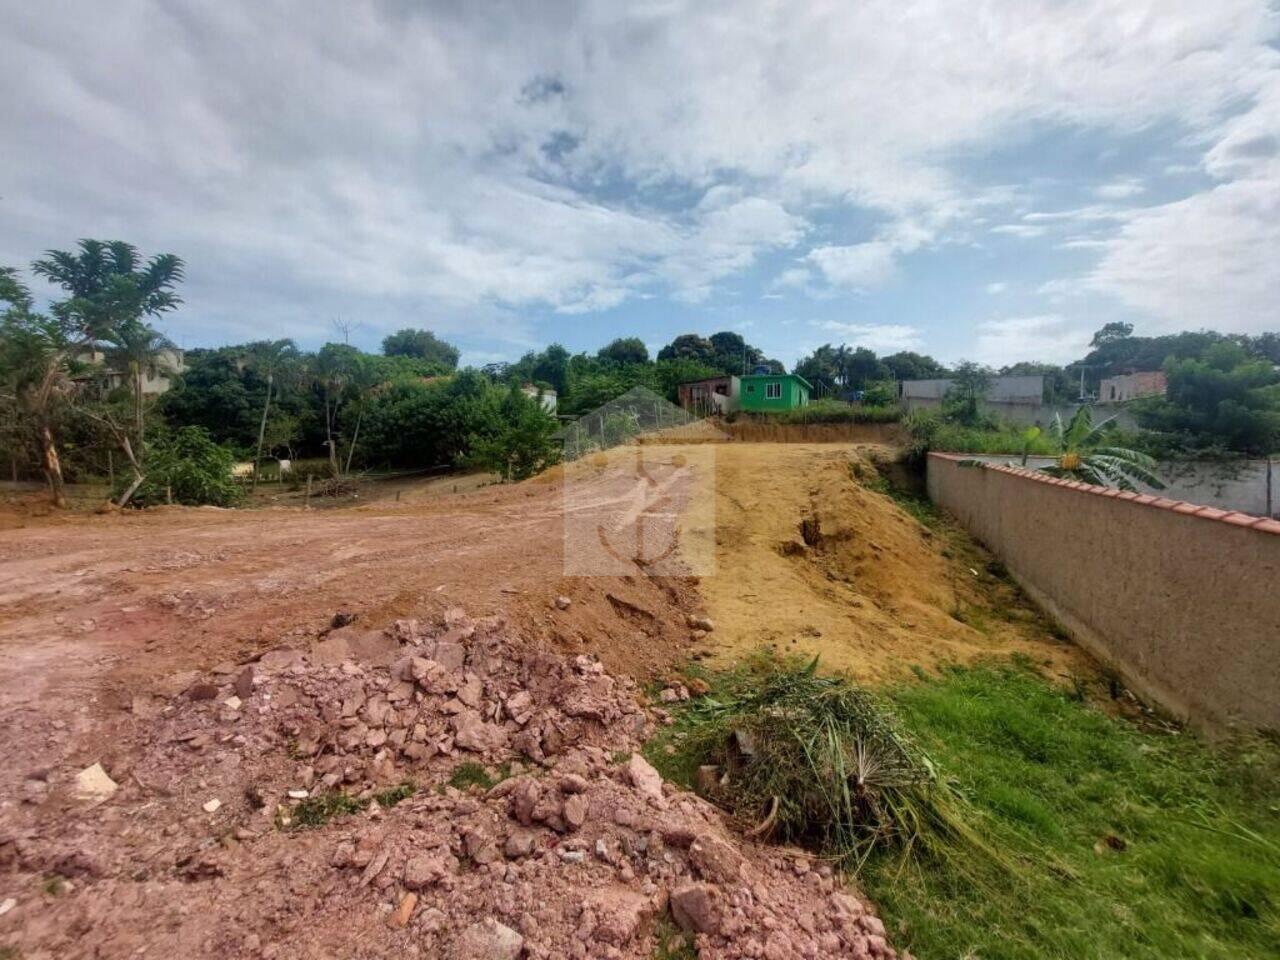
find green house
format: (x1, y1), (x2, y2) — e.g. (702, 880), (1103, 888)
(738, 373), (812, 412)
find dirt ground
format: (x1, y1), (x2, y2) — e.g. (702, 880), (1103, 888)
(0, 442), (1090, 958)
(701, 444), (1094, 683)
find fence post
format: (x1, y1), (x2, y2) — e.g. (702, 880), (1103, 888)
(1268, 457), (1274, 518)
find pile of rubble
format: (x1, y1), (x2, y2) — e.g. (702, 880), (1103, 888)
(1, 611), (906, 960)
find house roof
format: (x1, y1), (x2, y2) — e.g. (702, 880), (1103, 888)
(678, 375), (736, 386)
(739, 373), (813, 390)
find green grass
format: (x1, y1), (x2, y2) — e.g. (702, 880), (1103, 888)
(288, 792), (365, 829)
(446, 762), (510, 791)
(286, 781), (417, 829)
(651, 913), (698, 959)
(864, 664), (1280, 960)
(649, 657), (1280, 960)
(742, 399), (903, 424)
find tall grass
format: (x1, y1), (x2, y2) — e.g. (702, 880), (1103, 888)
(650, 658), (1280, 959)
(866, 664), (1280, 960)
(744, 399), (902, 425)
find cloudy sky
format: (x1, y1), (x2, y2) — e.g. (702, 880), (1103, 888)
(3, 1), (1278, 369)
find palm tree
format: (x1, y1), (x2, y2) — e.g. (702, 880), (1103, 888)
(1037, 406), (1164, 491)
(245, 339), (298, 490)
(103, 320), (176, 453)
(32, 240), (183, 344)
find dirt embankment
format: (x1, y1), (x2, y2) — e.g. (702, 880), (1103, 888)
(701, 444), (1092, 682)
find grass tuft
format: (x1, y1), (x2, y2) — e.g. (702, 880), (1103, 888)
(288, 792), (364, 829)
(647, 652), (1002, 874)
(447, 762), (509, 791)
(286, 781), (417, 830)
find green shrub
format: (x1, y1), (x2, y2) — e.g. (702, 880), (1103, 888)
(751, 399), (902, 425)
(121, 426), (243, 507)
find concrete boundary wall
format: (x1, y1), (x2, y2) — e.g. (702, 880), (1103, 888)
(927, 453), (1280, 730)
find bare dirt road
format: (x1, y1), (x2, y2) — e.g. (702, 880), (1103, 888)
(0, 442), (1087, 958)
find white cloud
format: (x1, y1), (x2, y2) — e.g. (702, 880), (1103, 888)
(813, 321), (923, 353)
(1094, 178), (1145, 199)
(991, 224), (1048, 239)
(985, 282), (1008, 294)
(973, 315), (1093, 366)
(1087, 76), (1280, 333)
(1, 1), (1278, 348)
(773, 267), (814, 289)
(806, 242), (900, 290)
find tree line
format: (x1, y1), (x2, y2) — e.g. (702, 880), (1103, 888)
(4, 239), (1278, 509)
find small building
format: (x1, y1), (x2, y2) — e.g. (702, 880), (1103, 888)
(520, 383), (558, 413)
(70, 346), (186, 397)
(1099, 371), (1166, 403)
(677, 375), (739, 415)
(738, 373), (812, 412)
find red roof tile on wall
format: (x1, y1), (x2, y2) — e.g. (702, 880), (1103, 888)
(929, 452), (1279, 534)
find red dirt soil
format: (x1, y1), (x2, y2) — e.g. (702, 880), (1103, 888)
(0, 464), (912, 960)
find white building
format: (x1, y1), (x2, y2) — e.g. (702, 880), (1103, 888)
(521, 383), (557, 413)
(71, 346), (186, 396)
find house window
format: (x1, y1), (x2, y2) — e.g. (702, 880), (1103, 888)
(746, 383), (755, 393)
(765, 381), (782, 399)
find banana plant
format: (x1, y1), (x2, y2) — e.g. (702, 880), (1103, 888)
(1038, 406), (1164, 491)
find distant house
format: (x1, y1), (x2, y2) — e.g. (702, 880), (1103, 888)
(677, 375), (739, 415)
(738, 373), (812, 412)
(521, 383), (557, 413)
(1099, 371), (1166, 403)
(70, 346), (186, 397)
(900, 375), (1045, 407)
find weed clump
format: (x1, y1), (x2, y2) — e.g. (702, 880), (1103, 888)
(656, 653), (994, 871)
(286, 782), (417, 830)
(446, 762), (509, 792)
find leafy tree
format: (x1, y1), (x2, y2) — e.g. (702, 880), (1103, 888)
(31, 240), (183, 344)
(315, 342), (362, 475)
(124, 425), (242, 507)
(862, 381), (896, 406)
(656, 331), (780, 377)
(1090, 322), (1134, 348)
(28, 240), (184, 504)
(597, 337), (650, 366)
(944, 361), (993, 426)
(0, 269), (74, 505)
(159, 347), (275, 450)
(243, 339), (299, 489)
(381, 328), (460, 369)
(468, 383), (561, 481)
(658, 334), (715, 365)
(354, 369), (505, 469)
(1135, 342), (1280, 454)
(844, 347), (889, 390)
(881, 351), (948, 381)
(794, 344), (843, 389)
(102, 319), (176, 452)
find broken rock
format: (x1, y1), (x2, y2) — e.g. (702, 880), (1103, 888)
(451, 918), (524, 960)
(624, 754), (664, 800)
(73, 763), (118, 804)
(670, 883), (721, 935)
